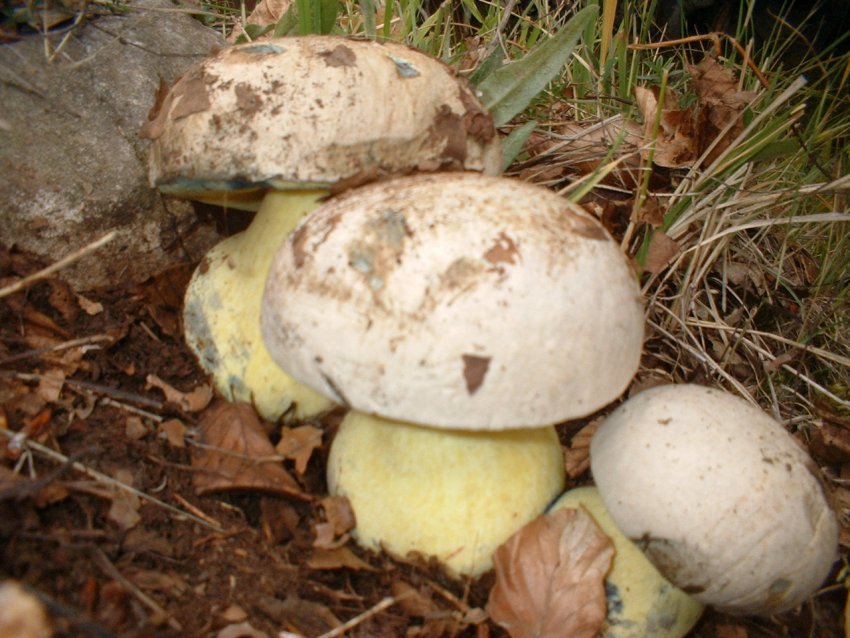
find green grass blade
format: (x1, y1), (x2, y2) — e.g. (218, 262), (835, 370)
(476, 5), (598, 127)
(500, 120), (538, 171)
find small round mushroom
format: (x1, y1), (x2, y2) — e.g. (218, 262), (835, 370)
(262, 172), (644, 575)
(590, 383), (839, 615)
(328, 412), (566, 577)
(262, 172), (644, 429)
(550, 487), (704, 638)
(141, 36), (501, 420)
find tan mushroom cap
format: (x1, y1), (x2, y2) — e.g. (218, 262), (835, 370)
(261, 173), (645, 429)
(590, 383), (839, 615)
(142, 36), (501, 199)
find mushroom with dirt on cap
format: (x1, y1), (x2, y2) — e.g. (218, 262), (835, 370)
(590, 383), (839, 616)
(260, 172), (645, 576)
(139, 36), (501, 421)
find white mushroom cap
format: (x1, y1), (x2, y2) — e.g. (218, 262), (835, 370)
(261, 173), (645, 429)
(327, 411), (566, 577)
(142, 36), (501, 199)
(590, 383), (839, 615)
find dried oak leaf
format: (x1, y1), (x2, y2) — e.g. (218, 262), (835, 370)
(643, 229), (680, 274)
(228, 0), (291, 42)
(145, 374), (212, 413)
(488, 507), (613, 638)
(563, 418), (601, 479)
(306, 546), (378, 572)
(313, 495), (355, 548)
(634, 85), (699, 168)
(275, 425), (322, 474)
(191, 402), (307, 499)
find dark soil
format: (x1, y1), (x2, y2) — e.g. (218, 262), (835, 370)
(0, 241), (847, 638)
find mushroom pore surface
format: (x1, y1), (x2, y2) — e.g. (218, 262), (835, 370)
(590, 383), (839, 615)
(261, 172), (645, 429)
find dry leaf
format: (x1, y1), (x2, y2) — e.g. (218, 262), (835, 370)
(689, 57), (757, 165)
(36, 369), (65, 403)
(219, 605), (248, 622)
(75, 292), (103, 315)
(634, 85), (700, 168)
(643, 230), (680, 274)
(108, 468), (141, 531)
(0, 581), (53, 638)
(563, 418), (601, 479)
(313, 495), (355, 549)
(488, 507), (613, 638)
(125, 416), (148, 441)
(255, 594), (340, 635)
(145, 374), (212, 412)
(228, 0), (292, 42)
(191, 402), (307, 499)
(216, 621), (269, 638)
(392, 581), (440, 616)
(306, 546), (378, 571)
(276, 425), (322, 474)
(159, 419), (186, 448)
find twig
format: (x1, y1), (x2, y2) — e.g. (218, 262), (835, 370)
(313, 593), (412, 638)
(90, 546), (182, 631)
(0, 371), (165, 411)
(0, 334), (114, 366)
(0, 231), (117, 299)
(0, 426), (224, 532)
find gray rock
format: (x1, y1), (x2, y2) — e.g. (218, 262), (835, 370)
(0, 0), (226, 290)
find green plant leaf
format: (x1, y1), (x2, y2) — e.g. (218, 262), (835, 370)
(500, 120), (537, 171)
(296, 0), (340, 35)
(477, 5), (598, 127)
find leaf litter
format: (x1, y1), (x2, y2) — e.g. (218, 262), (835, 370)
(1, 122), (848, 637)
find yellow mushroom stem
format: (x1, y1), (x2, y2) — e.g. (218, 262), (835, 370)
(183, 189), (334, 420)
(550, 487), (703, 638)
(327, 411), (566, 578)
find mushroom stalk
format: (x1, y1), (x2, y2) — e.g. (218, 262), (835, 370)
(184, 189), (333, 420)
(327, 411), (566, 577)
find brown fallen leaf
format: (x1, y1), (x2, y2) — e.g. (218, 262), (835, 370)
(228, 0), (292, 42)
(159, 419), (186, 449)
(0, 581), (53, 638)
(255, 593), (340, 635)
(216, 621), (269, 638)
(563, 418), (601, 479)
(276, 425), (323, 474)
(191, 402), (307, 499)
(306, 546), (378, 572)
(689, 57), (758, 165)
(643, 229), (680, 274)
(488, 507), (613, 638)
(634, 85), (700, 168)
(313, 495), (355, 549)
(107, 468), (141, 531)
(145, 374), (212, 413)
(36, 369), (65, 403)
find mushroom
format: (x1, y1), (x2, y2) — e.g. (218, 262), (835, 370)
(261, 172), (645, 575)
(590, 383), (839, 615)
(140, 36), (501, 420)
(329, 411), (565, 577)
(550, 487), (703, 638)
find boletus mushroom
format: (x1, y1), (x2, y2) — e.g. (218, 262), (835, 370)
(590, 383), (839, 615)
(261, 172), (645, 575)
(140, 36), (501, 420)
